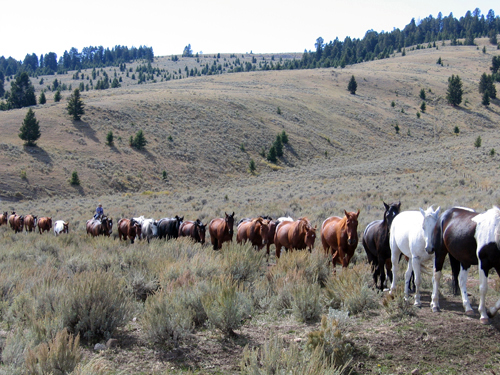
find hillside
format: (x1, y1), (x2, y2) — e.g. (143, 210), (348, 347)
(1, 40), (500, 219)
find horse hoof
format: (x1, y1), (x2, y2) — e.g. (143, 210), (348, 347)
(432, 307), (441, 313)
(383, 288), (390, 292)
(465, 309), (475, 316)
(480, 317), (491, 325)
(414, 303), (422, 308)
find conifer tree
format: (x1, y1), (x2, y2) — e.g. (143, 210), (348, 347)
(132, 130), (147, 150)
(267, 146), (277, 163)
(347, 75), (357, 94)
(8, 72), (36, 109)
(19, 108), (41, 146)
(67, 88), (85, 120)
(446, 75), (463, 106)
(39, 91), (46, 104)
(106, 131), (114, 146)
(70, 171), (80, 186)
(54, 90), (62, 102)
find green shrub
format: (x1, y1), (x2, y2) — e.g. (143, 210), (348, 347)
(323, 264), (378, 315)
(306, 308), (353, 367)
(220, 243), (265, 284)
(61, 270), (132, 343)
(291, 281), (322, 322)
(142, 288), (194, 346)
(201, 275), (252, 336)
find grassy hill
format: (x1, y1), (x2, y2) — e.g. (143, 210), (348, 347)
(1, 39), (500, 227)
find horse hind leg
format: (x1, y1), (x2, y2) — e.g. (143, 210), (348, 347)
(458, 266), (474, 315)
(410, 257), (421, 307)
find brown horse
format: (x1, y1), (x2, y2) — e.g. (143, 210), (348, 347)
(274, 217), (317, 258)
(9, 212), (24, 233)
(237, 217), (270, 250)
(209, 212), (235, 250)
(86, 216), (112, 237)
(118, 218), (142, 244)
(179, 219), (207, 244)
(37, 217), (53, 234)
(24, 214), (37, 233)
(321, 210), (360, 268)
(0, 212), (7, 226)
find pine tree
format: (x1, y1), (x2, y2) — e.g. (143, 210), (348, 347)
(446, 75), (463, 106)
(474, 136), (482, 148)
(479, 73), (497, 99)
(19, 108), (41, 146)
(0, 71), (4, 98)
(106, 131), (114, 146)
(8, 72), (37, 109)
(267, 146), (277, 163)
(419, 88), (426, 100)
(249, 159), (256, 173)
(274, 134), (283, 157)
(39, 91), (46, 105)
(347, 75), (357, 94)
(482, 91), (491, 106)
(420, 101), (426, 112)
(132, 130), (147, 150)
(280, 130), (289, 144)
(54, 90), (62, 102)
(67, 88), (85, 120)
(70, 171), (80, 186)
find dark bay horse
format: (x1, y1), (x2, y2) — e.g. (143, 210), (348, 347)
(86, 216), (112, 237)
(321, 210), (360, 268)
(363, 202), (401, 290)
(179, 219), (207, 244)
(274, 217), (316, 258)
(423, 207), (478, 315)
(236, 217), (270, 250)
(209, 212), (235, 250)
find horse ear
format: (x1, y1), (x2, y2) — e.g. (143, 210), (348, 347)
(232, 212), (235, 217)
(435, 207), (441, 216)
(344, 209), (348, 217)
(356, 209), (360, 217)
(383, 202), (389, 210)
(419, 208), (425, 217)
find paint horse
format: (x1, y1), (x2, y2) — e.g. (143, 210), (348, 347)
(321, 210), (360, 269)
(389, 206), (438, 307)
(363, 202), (401, 290)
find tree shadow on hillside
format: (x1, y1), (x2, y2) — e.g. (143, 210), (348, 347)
(71, 184), (85, 196)
(134, 148), (157, 162)
(72, 120), (99, 143)
(24, 145), (53, 165)
(108, 145), (121, 154)
(457, 106), (497, 127)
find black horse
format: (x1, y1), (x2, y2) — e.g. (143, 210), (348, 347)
(157, 215), (183, 240)
(363, 202), (401, 290)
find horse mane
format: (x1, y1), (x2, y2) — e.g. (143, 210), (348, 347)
(297, 217), (312, 231)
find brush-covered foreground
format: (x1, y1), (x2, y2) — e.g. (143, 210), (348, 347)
(0, 225), (500, 374)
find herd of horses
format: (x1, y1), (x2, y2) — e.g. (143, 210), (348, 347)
(3, 202), (500, 324)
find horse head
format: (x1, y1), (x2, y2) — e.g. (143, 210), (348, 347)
(384, 201), (401, 229)
(260, 219), (271, 244)
(225, 212), (235, 236)
(345, 209), (360, 246)
(305, 225), (317, 251)
(420, 206), (441, 254)
(197, 221), (207, 244)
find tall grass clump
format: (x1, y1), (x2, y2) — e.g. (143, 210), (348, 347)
(291, 281), (322, 322)
(201, 275), (252, 336)
(61, 269), (133, 343)
(323, 263), (378, 315)
(240, 336), (348, 375)
(24, 328), (82, 375)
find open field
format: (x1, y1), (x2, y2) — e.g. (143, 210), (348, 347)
(1, 38), (500, 374)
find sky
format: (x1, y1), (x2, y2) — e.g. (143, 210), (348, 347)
(2, 0), (498, 61)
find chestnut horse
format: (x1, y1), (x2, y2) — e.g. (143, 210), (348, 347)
(179, 219), (207, 244)
(118, 218), (142, 244)
(363, 202), (400, 290)
(209, 212), (235, 250)
(9, 213), (24, 233)
(237, 217), (270, 250)
(37, 217), (53, 234)
(274, 217), (316, 258)
(0, 212), (7, 226)
(322, 210), (360, 268)
(24, 214), (37, 233)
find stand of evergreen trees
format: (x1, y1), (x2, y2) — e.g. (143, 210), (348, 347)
(0, 45), (154, 77)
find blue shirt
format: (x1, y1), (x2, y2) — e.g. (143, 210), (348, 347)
(96, 206), (104, 216)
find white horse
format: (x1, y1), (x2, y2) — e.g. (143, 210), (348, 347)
(390, 206), (440, 307)
(472, 206), (500, 324)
